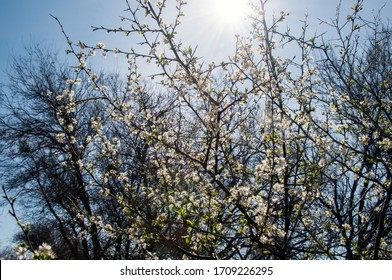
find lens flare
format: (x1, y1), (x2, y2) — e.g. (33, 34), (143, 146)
(213, 0), (250, 25)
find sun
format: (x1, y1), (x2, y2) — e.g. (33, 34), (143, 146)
(213, 0), (250, 25)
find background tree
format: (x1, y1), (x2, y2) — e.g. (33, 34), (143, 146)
(313, 3), (392, 259)
(0, 45), (118, 259)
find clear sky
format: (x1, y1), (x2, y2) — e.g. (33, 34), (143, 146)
(0, 0), (391, 251)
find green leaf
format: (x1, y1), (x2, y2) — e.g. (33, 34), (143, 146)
(186, 219), (195, 227)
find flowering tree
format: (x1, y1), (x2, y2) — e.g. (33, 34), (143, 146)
(57, 0), (324, 259)
(1, 0), (391, 259)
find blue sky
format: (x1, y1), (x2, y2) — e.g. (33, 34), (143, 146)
(1, 0), (391, 251)
(1, 0), (390, 76)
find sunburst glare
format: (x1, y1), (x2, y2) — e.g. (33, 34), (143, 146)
(213, 0), (250, 25)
